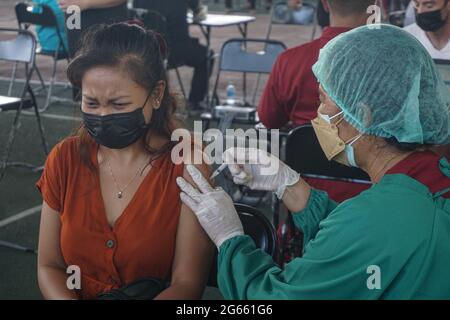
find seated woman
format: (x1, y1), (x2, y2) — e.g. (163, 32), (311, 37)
(36, 23), (214, 300)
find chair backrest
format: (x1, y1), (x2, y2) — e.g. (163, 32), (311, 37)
(285, 125), (371, 182)
(219, 38), (286, 74)
(207, 203), (276, 287)
(0, 28), (36, 65)
(15, 2), (58, 28)
(235, 203), (277, 256)
(15, 2), (68, 54)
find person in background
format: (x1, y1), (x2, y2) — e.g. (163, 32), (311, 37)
(404, 0), (450, 60)
(134, 0), (214, 112)
(32, 0), (69, 53)
(258, 0), (376, 202)
(286, 0), (316, 25)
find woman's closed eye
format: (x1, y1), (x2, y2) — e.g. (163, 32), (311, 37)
(84, 100), (99, 108)
(112, 102), (131, 108)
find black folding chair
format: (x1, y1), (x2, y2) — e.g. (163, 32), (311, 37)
(208, 203), (277, 287)
(285, 125), (371, 182)
(128, 7), (187, 100)
(0, 28), (49, 183)
(202, 38), (286, 129)
(267, 0), (319, 41)
(15, 2), (70, 112)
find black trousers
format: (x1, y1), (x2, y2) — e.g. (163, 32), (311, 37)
(169, 38), (214, 103)
(317, 0), (330, 28)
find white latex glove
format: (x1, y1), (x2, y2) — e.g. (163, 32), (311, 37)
(223, 147), (300, 199)
(176, 165), (244, 249)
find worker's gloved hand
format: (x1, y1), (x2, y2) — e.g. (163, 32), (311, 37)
(176, 165), (244, 249)
(223, 147), (300, 199)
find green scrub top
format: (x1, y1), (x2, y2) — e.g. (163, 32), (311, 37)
(217, 159), (450, 300)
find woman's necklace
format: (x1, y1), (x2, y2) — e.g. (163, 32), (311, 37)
(104, 153), (150, 199)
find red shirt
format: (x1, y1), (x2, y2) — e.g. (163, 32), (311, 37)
(386, 151), (450, 198)
(258, 27), (352, 129)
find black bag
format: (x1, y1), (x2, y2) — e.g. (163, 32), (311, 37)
(97, 277), (169, 300)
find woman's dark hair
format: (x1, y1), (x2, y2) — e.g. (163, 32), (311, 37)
(67, 23), (178, 170)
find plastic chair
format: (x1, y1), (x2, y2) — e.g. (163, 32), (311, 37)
(207, 203), (276, 287)
(202, 38), (286, 128)
(0, 28), (48, 253)
(285, 125), (371, 182)
(15, 2), (69, 112)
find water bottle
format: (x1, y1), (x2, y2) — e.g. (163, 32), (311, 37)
(226, 82), (236, 106)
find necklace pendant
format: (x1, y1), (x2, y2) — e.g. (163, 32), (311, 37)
(117, 191), (123, 199)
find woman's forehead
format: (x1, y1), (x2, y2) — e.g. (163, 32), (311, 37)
(82, 66), (141, 95)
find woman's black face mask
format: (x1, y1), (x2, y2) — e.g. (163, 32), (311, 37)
(82, 94), (152, 149)
(416, 1), (449, 32)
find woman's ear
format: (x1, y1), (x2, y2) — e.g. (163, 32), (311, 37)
(151, 81), (166, 110)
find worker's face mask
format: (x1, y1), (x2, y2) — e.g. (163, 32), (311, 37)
(415, 0), (449, 32)
(82, 95), (151, 149)
(311, 106), (363, 168)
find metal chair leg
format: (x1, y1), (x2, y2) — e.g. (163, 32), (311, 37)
(29, 85), (49, 155)
(0, 241), (37, 254)
(311, 11), (318, 40)
(34, 64), (47, 95)
(7, 62), (18, 97)
(0, 104), (24, 182)
(41, 56), (58, 112)
(174, 67), (187, 101)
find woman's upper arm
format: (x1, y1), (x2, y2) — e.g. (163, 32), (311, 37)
(38, 201), (66, 270)
(169, 164), (215, 295)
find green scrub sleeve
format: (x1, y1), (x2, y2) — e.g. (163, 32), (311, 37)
(292, 188), (338, 248)
(217, 193), (382, 300)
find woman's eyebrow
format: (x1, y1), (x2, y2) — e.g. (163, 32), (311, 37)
(108, 95), (131, 102)
(82, 95), (97, 101)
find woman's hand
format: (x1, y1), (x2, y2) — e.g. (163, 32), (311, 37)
(176, 165), (244, 249)
(223, 147), (300, 199)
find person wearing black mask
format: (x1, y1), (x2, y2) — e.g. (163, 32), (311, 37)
(36, 23), (214, 300)
(404, 0), (450, 60)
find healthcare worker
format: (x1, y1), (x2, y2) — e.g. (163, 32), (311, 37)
(176, 24), (450, 299)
